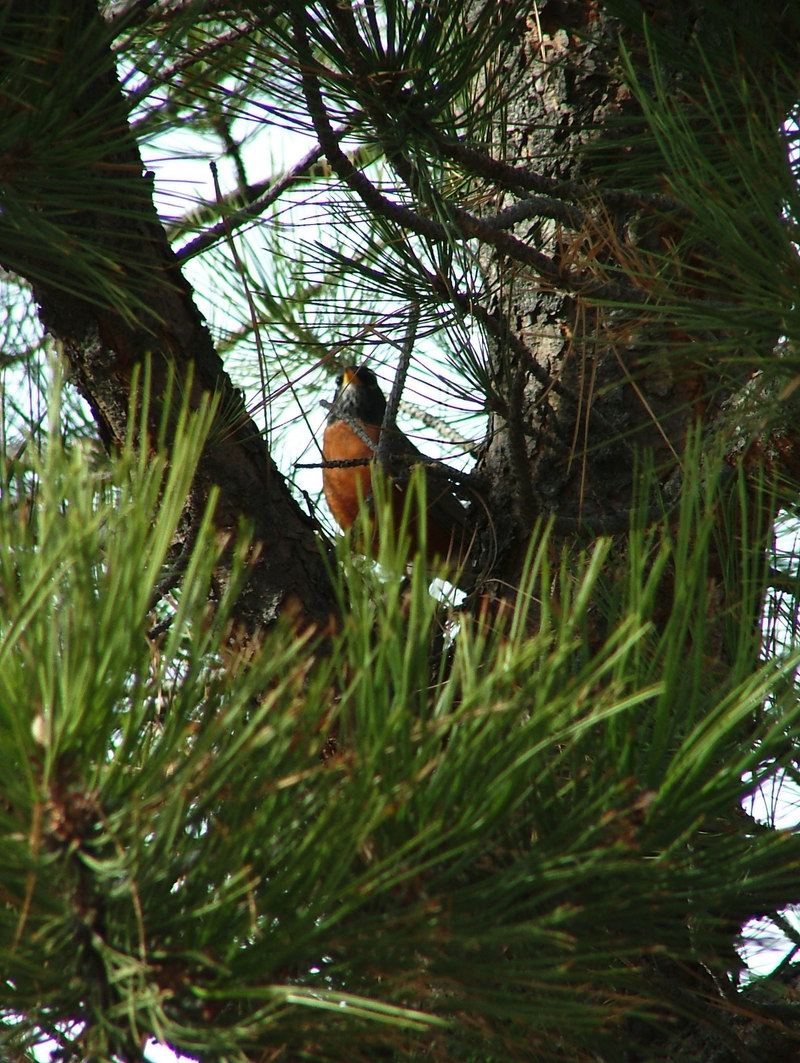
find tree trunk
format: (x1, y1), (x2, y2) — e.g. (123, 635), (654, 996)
(477, 1), (795, 587)
(1, 0), (340, 641)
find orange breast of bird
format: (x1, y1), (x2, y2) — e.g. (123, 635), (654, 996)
(321, 365), (475, 577)
(322, 419), (470, 568)
(321, 418), (381, 533)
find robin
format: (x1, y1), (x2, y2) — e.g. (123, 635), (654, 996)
(321, 365), (475, 575)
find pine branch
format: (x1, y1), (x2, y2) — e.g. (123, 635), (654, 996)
(175, 137), (335, 262)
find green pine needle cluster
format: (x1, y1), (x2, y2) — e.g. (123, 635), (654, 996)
(1, 390), (799, 1061)
(2, 1), (800, 1060)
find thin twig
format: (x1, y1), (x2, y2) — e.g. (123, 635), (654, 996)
(295, 13), (656, 306)
(434, 135), (688, 216)
(481, 196), (585, 230)
(378, 306), (418, 465)
(290, 13), (575, 289)
(210, 160), (271, 436)
(123, 20), (253, 111)
(458, 291), (638, 456)
(176, 135), (343, 264)
(321, 398), (378, 452)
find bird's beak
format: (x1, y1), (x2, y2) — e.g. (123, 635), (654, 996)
(342, 368), (357, 387)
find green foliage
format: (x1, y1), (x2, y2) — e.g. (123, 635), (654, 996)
(613, 26), (799, 357)
(570, 0), (800, 422)
(3, 1), (800, 1060)
(0, 1), (166, 317)
(1, 400), (799, 1061)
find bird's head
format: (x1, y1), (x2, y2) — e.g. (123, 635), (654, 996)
(329, 365), (387, 426)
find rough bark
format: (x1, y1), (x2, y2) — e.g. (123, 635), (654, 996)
(473, 1), (797, 614)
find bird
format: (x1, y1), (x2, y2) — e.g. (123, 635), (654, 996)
(321, 365), (475, 575)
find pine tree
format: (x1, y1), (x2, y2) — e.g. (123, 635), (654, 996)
(2, 1), (800, 1060)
